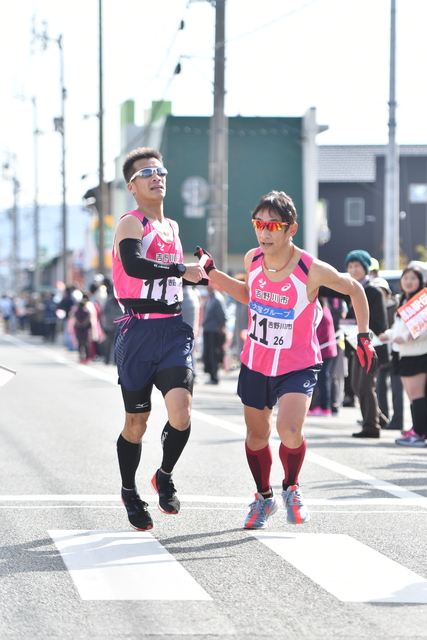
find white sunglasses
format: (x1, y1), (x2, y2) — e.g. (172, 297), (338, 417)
(128, 167), (168, 183)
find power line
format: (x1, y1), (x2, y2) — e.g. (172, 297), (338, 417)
(127, 5), (190, 105)
(187, 0), (321, 56)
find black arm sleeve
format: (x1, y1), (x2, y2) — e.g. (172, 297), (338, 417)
(119, 238), (181, 279)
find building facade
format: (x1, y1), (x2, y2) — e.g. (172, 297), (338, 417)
(318, 145), (427, 271)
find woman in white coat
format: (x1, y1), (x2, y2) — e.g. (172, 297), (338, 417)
(379, 266), (427, 447)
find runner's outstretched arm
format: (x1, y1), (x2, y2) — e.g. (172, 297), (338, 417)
(194, 246), (250, 305)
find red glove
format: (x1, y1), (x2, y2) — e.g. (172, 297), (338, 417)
(193, 246), (217, 274)
(356, 333), (378, 375)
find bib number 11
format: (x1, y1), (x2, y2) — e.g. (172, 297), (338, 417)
(249, 313), (269, 345)
(249, 312), (287, 348)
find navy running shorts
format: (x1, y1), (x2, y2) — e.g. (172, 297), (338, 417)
(237, 362), (322, 410)
(114, 314), (194, 396)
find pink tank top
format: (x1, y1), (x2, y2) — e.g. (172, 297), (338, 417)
(240, 248), (322, 376)
(112, 210), (184, 319)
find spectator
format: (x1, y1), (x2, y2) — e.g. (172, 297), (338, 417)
(72, 294), (92, 363)
(202, 285), (227, 385)
(27, 292), (45, 336)
(369, 257), (380, 279)
(344, 250), (388, 437)
(181, 285), (201, 375)
(379, 266), (427, 447)
(308, 298), (338, 416)
(101, 291), (122, 365)
(90, 277), (108, 311)
(327, 296), (346, 415)
(371, 277), (404, 431)
(0, 294), (14, 333)
(43, 292), (58, 343)
(57, 286), (77, 349)
(88, 286), (104, 360)
(13, 294), (28, 331)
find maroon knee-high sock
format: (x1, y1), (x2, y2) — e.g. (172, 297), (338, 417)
(279, 439), (307, 488)
(245, 443), (273, 493)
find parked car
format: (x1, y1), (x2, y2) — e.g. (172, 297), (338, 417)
(378, 261), (427, 296)
(378, 270), (402, 295)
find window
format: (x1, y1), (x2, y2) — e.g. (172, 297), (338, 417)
(409, 184), (427, 203)
(344, 198), (365, 226)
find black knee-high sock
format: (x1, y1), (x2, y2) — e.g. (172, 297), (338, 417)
(117, 434), (142, 489)
(161, 422), (191, 474)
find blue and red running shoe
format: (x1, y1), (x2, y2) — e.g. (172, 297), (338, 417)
(121, 493), (153, 531)
(151, 469), (181, 514)
(282, 485), (310, 524)
(244, 492), (278, 529)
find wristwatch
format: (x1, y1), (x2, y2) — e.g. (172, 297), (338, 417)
(358, 331), (374, 340)
(176, 263), (187, 277)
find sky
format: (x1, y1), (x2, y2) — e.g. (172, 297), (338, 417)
(0, 0), (427, 262)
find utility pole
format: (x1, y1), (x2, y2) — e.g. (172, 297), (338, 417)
(208, 0), (228, 273)
(384, 0), (399, 269)
(16, 92), (41, 290)
(33, 22), (68, 285)
(98, 0), (106, 276)
(32, 97), (40, 291)
(57, 34), (68, 286)
(2, 158), (20, 292)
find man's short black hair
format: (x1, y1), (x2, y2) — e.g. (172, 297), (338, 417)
(251, 191), (298, 224)
(122, 147), (163, 183)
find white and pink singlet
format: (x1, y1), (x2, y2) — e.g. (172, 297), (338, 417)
(240, 248), (322, 377)
(112, 210), (184, 319)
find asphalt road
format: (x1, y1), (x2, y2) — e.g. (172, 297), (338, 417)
(1, 329), (427, 640)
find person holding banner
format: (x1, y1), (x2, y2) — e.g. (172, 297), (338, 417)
(379, 266), (427, 447)
(112, 147), (205, 531)
(194, 191), (376, 529)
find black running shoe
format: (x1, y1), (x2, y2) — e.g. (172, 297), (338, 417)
(121, 493), (153, 531)
(151, 469), (180, 514)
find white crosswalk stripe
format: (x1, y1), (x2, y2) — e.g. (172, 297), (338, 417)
(49, 530), (212, 601)
(47, 524), (427, 604)
(253, 532), (427, 603)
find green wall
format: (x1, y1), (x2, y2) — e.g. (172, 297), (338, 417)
(160, 115), (303, 261)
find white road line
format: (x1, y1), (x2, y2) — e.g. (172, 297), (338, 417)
(253, 532), (427, 603)
(49, 530), (212, 601)
(1, 495), (426, 506)
(305, 450), (427, 502)
(2, 506), (427, 514)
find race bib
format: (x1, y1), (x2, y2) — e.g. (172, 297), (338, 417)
(248, 300), (294, 349)
(142, 277), (183, 305)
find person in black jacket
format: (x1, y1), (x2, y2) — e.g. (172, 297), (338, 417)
(344, 250), (388, 438)
(202, 285), (227, 385)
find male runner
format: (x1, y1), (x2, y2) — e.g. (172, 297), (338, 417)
(195, 191), (376, 529)
(112, 147), (204, 531)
